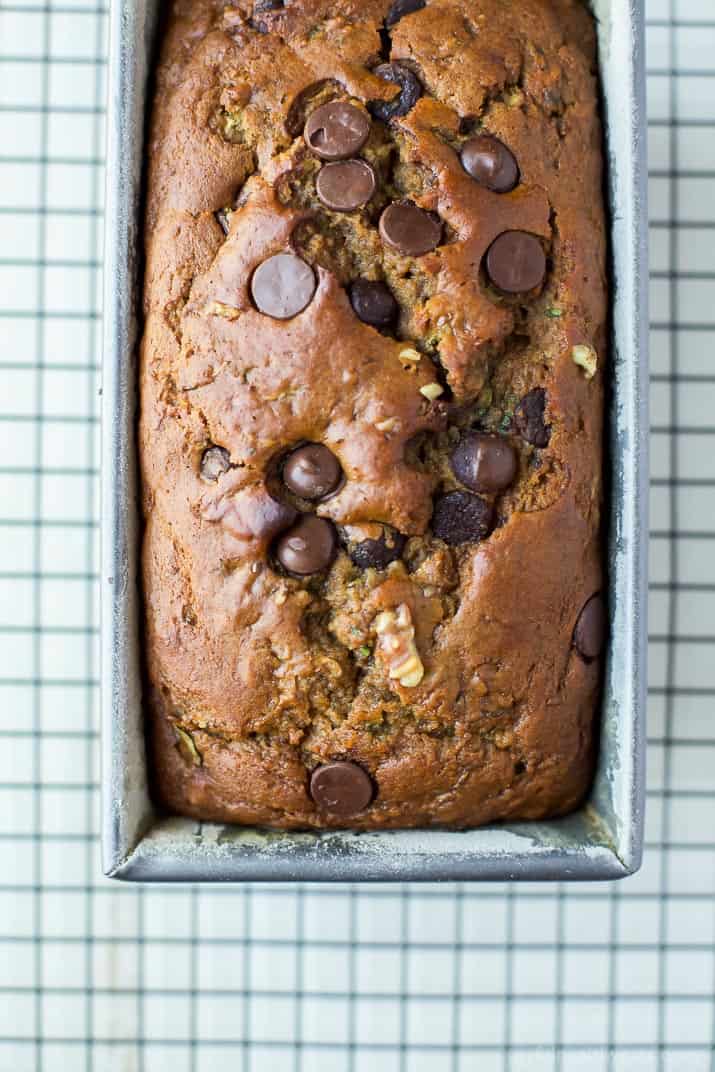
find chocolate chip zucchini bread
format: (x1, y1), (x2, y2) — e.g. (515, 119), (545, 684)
(141, 0), (607, 828)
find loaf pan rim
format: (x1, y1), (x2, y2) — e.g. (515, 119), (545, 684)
(101, 0), (648, 883)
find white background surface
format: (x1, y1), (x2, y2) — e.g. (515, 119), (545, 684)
(1, 0), (714, 1068)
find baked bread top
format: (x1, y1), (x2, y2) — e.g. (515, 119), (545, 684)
(142, 0), (607, 828)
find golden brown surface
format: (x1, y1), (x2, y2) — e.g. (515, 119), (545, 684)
(141, 0), (607, 828)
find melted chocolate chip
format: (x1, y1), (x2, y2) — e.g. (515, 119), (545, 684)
(316, 159), (376, 212)
(349, 279), (398, 328)
(286, 81), (331, 138)
(386, 0), (426, 25)
(310, 761), (374, 816)
(486, 231), (547, 294)
(573, 594), (607, 660)
(282, 444), (342, 501)
(274, 515), (337, 576)
(344, 526), (406, 570)
(432, 490), (493, 545)
(200, 445), (231, 482)
(369, 63), (422, 121)
(460, 134), (519, 193)
(513, 388), (551, 447)
(304, 101), (371, 161)
(379, 202), (442, 256)
(251, 253), (316, 319)
(451, 433), (517, 493)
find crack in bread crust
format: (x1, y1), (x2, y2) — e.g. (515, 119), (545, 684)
(142, 0), (606, 829)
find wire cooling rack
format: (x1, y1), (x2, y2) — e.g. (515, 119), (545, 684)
(1, 0), (714, 1068)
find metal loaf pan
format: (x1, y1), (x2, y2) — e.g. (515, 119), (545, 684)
(102, 0), (648, 882)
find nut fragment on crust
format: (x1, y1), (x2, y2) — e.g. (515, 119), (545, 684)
(204, 300), (241, 320)
(473, 676), (488, 697)
(375, 416), (400, 434)
(399, 347), (422, 371)
(219, 80), (251, 110)
(216, 207), (233, 235)
(220, 110), (246, 143)
(175, 726), (202, 767)
(504, 87), (525, 107)
(374, 603), (425, 688)
(571, 344), (598, 379)
(419, 382), (444, 401)
(316, 655), (343, 679)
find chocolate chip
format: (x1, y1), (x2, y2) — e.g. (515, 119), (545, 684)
(486, 231), (546, 294)
(282, 443), (342, 501)
(379, 202), (442, 257)
(200, 445), (231, 482)
(349, 279), (398, 328)
(460, 134), (519, 193)
(451, 433), (517, 493)
(573, 594), (607, 660)
(369, 63), (422, 121)
(310, 761), (374, 816)
(432, 490), (493, 545)
(251, 253), (316, 319)
(274, 515), (337, 575)
(252, 495), (299, 541)
(304, 101), (371, 161)
(344, 526), (406, 569)
(513, 388), (551, 447)
(386, 0), (426, 25)
(316, 160), (376, 212)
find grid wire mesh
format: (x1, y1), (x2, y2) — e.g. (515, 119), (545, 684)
(1, 0), (714, 1069)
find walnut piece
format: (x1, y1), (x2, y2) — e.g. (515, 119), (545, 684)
(375, 416), (400, 434)
(493, 728), (514, 749)
(374, 603), (424, 688)
(204, 300), (241, 320)
(175, 726), (202, 767)
(419, 382), (444, 401)
(399, 347), (422, 372)
(572, 344), (598, 379)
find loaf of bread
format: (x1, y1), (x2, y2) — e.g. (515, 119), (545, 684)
(141, 0), (607, 829)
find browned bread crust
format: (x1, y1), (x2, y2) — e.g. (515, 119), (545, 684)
(141, 0), (606, 829)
